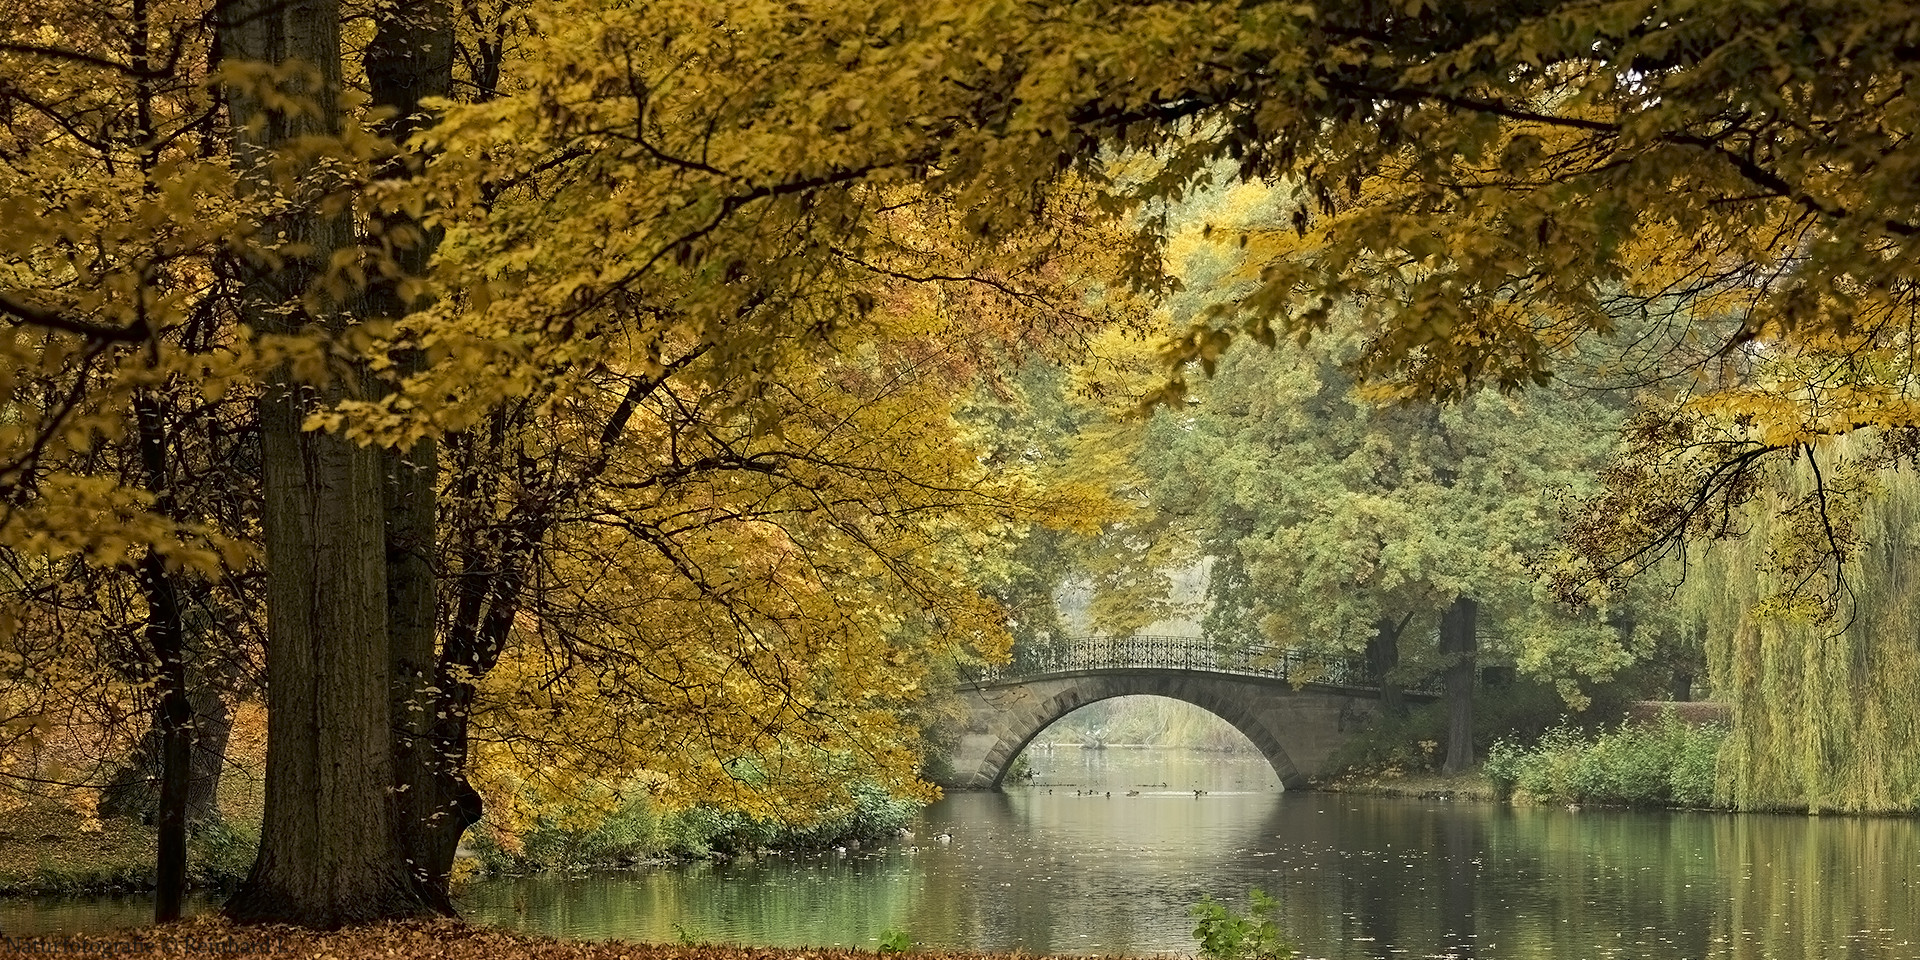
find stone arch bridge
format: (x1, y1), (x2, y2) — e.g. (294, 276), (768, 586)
(936, 635), (1435, 790)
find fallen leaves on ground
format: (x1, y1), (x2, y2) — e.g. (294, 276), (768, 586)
(0, 916), (1083, 960)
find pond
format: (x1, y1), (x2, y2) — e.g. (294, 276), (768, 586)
(5, 749), (1919, 959)
(463, 748), (1920, 958)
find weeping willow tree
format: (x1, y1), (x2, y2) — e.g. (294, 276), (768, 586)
(1683, 452), (1920, 814)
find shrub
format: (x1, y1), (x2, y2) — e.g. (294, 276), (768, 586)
(188, 817), (259, 890)
(1483, 714), (1727, 808)
(1191, 889), (1295, 960)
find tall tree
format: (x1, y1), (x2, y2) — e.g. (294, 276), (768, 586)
(0, 0), (261, 921)
(1437, 596), (1477, 774)
(215, 0), (438, 923)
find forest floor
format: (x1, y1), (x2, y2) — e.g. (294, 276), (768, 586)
(0, 915), (972, 959)
(0, 708), (267, 897)
(1313, 769), (1499, 802)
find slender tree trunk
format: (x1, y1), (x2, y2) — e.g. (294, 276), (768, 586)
(126, 0), (197, 922)
(361, 0), (464, 906)
(1366, 615), (1408, 718)
(133, 394), (192, 922)
(218, 0), (433, 925)
(1440, 596), (1477, 775)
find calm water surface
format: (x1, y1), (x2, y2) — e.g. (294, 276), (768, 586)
(6, 750), (1920, 959)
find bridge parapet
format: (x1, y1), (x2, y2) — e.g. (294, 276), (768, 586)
(962, 634), (1437, 695)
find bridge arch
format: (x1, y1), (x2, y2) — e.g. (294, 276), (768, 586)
(936, 636), (1426, 792)
(968, 673), (1310, 790)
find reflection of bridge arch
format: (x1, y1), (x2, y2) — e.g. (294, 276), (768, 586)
(940, 636), (1435, 791)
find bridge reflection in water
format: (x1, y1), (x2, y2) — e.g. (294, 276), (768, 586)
(941, 635), (1439, 792)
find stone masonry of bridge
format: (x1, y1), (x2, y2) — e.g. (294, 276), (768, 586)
(934, 634), (1434, 790)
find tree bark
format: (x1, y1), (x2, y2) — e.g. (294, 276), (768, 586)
(1440, 596), (1477, 775)
(184, 686), (232, 823)
(133, 394), (191, 922)
(1366, 615), (1408, 718)
(218, 0), (434, 925)
(225, 381), (428, 925)
(1670, 669), (1695, 702)
(361, 0), (466, 907)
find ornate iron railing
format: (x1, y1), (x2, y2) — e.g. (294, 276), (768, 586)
(960, 634), (1419, 691)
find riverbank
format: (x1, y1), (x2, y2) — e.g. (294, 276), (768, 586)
(0, 803), (256, 898)
(1313, 770), (1499, 802)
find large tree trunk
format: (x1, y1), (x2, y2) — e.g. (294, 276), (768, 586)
(218, 0), (434, 925)
(1440, 596), (1477, 775)
(101, 683), (232, 825)
(225, 380), (428, 925)
(1670, 669), (1695, 702)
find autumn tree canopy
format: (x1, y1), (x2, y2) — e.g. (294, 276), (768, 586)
(6, 0), (1920, 923)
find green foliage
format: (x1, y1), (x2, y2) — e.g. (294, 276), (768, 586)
(1001, 753), (1035, 784)
(1190, 889), (1294, 960)
(187, 818), (260, 891)
(1680, 458), (1920, 814)
(0, 811), (255, 896)
(470, 779), (920, 872)
(1482, 715), (1727, 809)
(876, 929), (914, 953)
(1132, 222), (1648, 698)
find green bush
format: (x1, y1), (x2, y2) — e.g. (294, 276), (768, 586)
(187, 817), (259, 890)
(1191, 889), (1295, 960)
(1482, 714), (1727, 808)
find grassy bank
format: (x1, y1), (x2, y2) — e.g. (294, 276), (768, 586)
(465, 779), (921, 874)
(1, 782), (920, 897)
(1313, 770), (1499, 802)
(0, 802), (260, 898)
(0, 703), (269, 897)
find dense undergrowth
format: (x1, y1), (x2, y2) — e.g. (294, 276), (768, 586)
(3, 776), (920, 896)
(468, 780), (921, 873)
(1483, 714), (1726, 808)
(1323, 678), (1730, 811)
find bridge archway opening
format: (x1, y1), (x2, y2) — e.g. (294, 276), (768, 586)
(1017, 696), (1282, 792)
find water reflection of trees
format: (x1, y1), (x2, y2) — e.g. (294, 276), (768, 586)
(1244, 798), (1915, 959)
(452, 773), (1920, 960)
